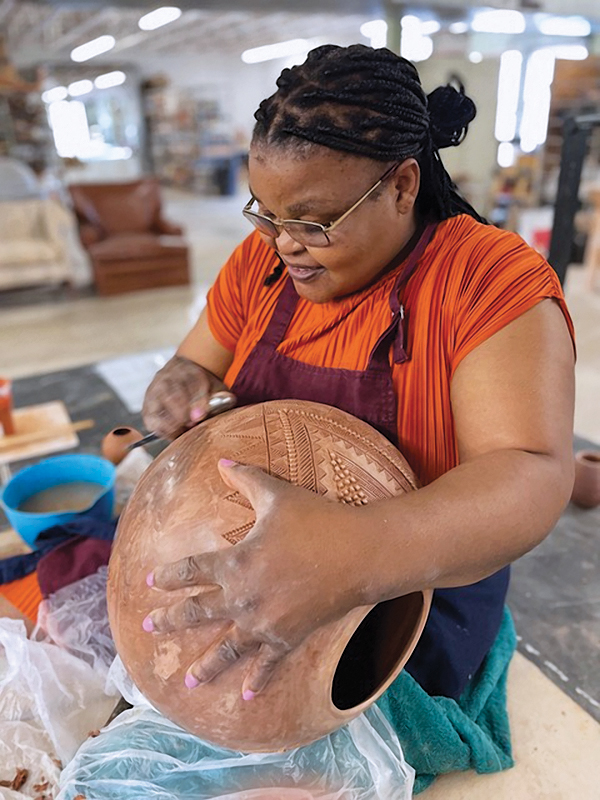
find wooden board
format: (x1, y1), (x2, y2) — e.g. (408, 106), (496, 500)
(0, 527), (31, 559)
(0, 401), (79, 464)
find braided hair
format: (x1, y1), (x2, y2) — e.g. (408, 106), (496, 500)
(252, 43), (485, 224)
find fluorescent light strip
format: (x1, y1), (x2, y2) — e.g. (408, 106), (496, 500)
(494, 50), (523, 143)
(42, 86), (68, 103)
(519, 49), (555, 153)
(401, 16), (434, 62)
(472, 10), (525, 35)
(421, 20), (441, 35)
(95, 70), (126, 90)
(535, 14), (591, 38)
(71, 35), (116, 63)
(68, 79), (93, 97)
(497, 142), (516, 168)
(360, 20), (388, 49)
(242, 39), (309, 64)
(139, 6), (182, 32)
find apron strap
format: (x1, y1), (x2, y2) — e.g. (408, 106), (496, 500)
(369, 222), (438, 368)
(257, 266), (300, 348)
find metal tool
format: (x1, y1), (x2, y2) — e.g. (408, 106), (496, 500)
(128, 391), (236, 451)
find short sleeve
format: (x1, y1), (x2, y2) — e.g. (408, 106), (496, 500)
(450, 230), (575, 375)
(206, 241), (247, 352)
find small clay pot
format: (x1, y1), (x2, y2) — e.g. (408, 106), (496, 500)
(571, 450), (600, 509)
(102, 427), (143, 465)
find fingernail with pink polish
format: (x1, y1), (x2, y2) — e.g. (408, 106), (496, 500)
(242, 689), (256, 702)
(219, 458), (238, 468)
(190, 408), (203, 422)
(146, 572), (155, 587)
(142, 616), (154, 633)
(185, 673), (200, 689)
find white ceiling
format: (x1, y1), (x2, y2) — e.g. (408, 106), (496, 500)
(1, 0), (599, 69)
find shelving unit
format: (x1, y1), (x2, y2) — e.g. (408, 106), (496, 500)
(142, 82), (243, 195)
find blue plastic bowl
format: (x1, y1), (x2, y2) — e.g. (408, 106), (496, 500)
(1, 454), (116, 549)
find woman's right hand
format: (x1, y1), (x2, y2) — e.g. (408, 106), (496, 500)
(142, 355), (232, 440)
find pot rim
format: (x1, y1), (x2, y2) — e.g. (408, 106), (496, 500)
(575, 450), (600, 466)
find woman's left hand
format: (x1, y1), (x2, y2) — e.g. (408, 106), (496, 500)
(143, 460), (367, 700)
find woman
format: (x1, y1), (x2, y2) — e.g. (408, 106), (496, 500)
(141, 45), (575, 788)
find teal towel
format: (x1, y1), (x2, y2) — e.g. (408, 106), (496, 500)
(377, 605), (516, 794)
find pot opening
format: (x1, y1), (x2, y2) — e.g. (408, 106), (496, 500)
(332, 592), (425, 711)
(112, 428), (133, 436)
(581, 453), (600, 465)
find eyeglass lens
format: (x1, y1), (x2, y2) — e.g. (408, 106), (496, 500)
(243, 211), (329, 246)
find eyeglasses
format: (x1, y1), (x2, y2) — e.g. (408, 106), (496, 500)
(242, 162), (400, 247)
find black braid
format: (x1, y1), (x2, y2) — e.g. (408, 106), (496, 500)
(253, 44), (485, 227)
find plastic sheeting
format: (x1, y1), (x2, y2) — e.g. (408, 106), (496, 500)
(2, 566), (414, 799)
(57, 702), (414, 800)
(34, 565), (115, 673)
(0, 617), (118, 799)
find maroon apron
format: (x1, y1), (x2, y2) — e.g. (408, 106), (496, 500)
(230, 222), (509, 699)
(231, 224), (436, 446)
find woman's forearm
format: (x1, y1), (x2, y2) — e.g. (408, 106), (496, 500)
(352, 448), (574, 604)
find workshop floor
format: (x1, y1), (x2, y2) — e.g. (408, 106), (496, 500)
(1, 190), (599, 797)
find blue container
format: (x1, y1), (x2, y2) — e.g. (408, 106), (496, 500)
(1, 454), (116, 549)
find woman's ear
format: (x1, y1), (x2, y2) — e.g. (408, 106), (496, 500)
(393, 158), (420, 215)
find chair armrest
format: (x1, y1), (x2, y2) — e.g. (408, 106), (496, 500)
(154, 218), (184, 236)
(79, 223), (103, 248)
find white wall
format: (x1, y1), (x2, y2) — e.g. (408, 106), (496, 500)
(417, 56), (500, 214)
(129, 50), (501, 212)
(130, 51), (294, 145)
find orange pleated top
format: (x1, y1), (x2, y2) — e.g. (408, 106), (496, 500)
(207, 215), (574, 487)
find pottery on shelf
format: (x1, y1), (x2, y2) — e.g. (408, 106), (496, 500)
(101, 427), (144, 465)
(107, 400), (431, 752)
(571, 450), (600, 509)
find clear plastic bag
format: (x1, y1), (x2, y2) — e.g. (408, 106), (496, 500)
(57, 702), (414, 800)
(57, 581), (414, 799)
(34, 565), (116, 674)
(0, 618), (118, 798)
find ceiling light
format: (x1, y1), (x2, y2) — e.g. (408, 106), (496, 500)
(138, 7), (182, 31)
(242, 39), (310, 64)
(519, 49), (555, 153)
(71, 35), (116, 63)
(421, 20), (441, 35)
(471, 10), (525, 35)
(543, 44), (588, 60)
(95, 70), (126, 90)
(495, 50), (522, 142)
(41, 86), (68, 103)
(497, 142), (516, 168)
(360, 19), (388, 48)
(401, 17), (433, 62)
(68, 79), (94, 97)
(449, 22), (468, 34)
(468, 51), (483, 63)
(535, 14), (591, 38)
(47, 100), (90, 159)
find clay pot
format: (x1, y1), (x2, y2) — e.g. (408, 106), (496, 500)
(101, 427), (144, 465)
(107, 400), (431, 752)
(571, 450), (600, 509)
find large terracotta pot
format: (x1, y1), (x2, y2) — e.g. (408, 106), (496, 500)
(108, 400), (431, 752)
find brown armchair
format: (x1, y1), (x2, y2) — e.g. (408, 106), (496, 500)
(69, 178), (190, 296)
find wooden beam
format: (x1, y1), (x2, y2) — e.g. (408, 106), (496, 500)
(50, 8), (114, 53)
(111, 9), (206, 55)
